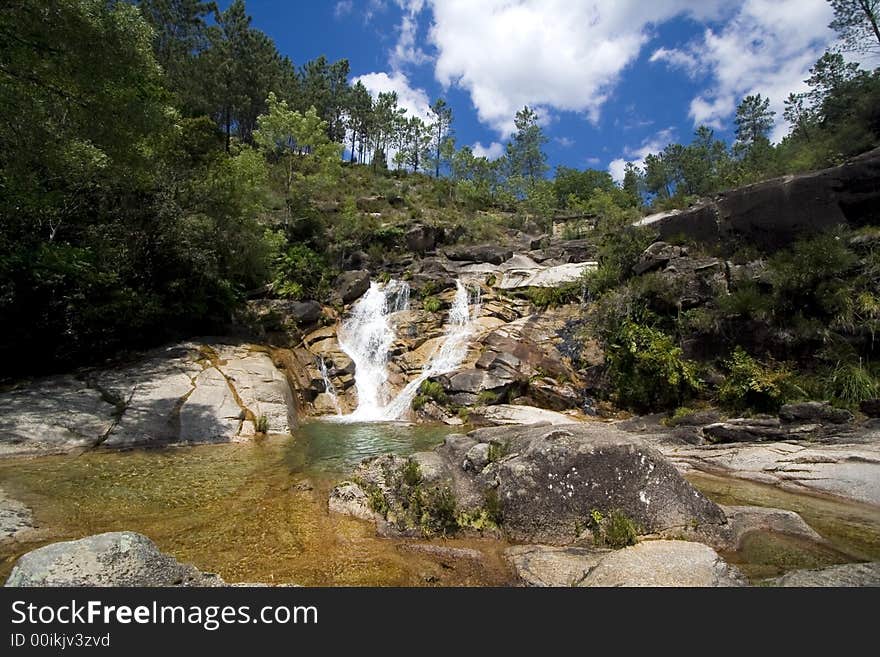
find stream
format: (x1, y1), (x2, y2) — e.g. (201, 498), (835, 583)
(1, 422), (878, 585)
(0, 422), (512, 586)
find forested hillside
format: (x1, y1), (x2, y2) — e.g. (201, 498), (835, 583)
(1, 0), (878, 378)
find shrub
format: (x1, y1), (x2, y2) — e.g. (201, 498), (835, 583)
(767, 231), (858, 318)
(718, 347), (802, 412)
(487, 440), (508, 463)
(717, 281), (771, 319)
(822, 361), (879, 407)
(366, 486), (389, 516)
(606, 320), (702, 411)
(477, 390), (500, 405)
(483, 488), (503, 525)
(419, 380), (446, 403)
(412, 380), (446, 410)
(588, 509), (638, 549)
(419, 486), (458, 536)
(402, 459), (423, 487)
(423, 296), (441, 313)
(524, 283), (580, 309)
(272, 244), (332, 301)
(255, 415), (269, 433)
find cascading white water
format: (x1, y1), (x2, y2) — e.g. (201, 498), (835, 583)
(317, 356), (342, 416)
(381, 279), (479, 419)
(333, 278), (479, 422)
(335, 280), (411, 422)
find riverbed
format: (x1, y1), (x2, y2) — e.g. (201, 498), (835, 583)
(0, 422), (513, 586)
(1, 423), (878, 585)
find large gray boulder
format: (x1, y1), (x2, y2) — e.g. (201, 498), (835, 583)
(766, 562), (880, 587)
(636, 147), (880, 251)
(4, 532), (223, 587)
(505, 545), (606, 587)
(578, 540), (746, 587)
(779, 402), (854, 425)
(0, 376), (118, 456)
(332, 423), (728, 544)
(478, 424), (727, 543)
(334, 270), (371, 305)
(444, 244), (513, 265)
(405, 224), (438, 253)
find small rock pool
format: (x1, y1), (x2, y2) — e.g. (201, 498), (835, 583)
(1, 423), (878, 585)
(0, 422), (513, 586)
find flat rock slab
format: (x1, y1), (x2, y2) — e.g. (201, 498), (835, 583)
(505, 545), (607, 587)
(579, 540), (746, 587)
(0, 341), (298, 456)
(660, 440), (880, 506)
(496, 262), (596, 289)
(0, 376), (117, 456)
(5, 532), (224, 587)
(476, 404), (581, 426)
(766, 561), (880, 587)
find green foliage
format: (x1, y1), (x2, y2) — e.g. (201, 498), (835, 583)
(412, 379), (447, 410)
(588, 509), (639, 549)
(423, 296), (442, 313)
(606, 321), (702, 411)
(477, 391), (501, 406)
(583, 199), (652, 295)
(366, 486), (389, 517)
(718, 348), (802, 413)
(487, 441), (508, 463)
(524, 283), (581, 309)
(505, 106), (548, 195)
(418, 487), (459, 537)
(822, 361), (879, 407)
(483, 488), (503, 525)
(401, 459), (423, 487)
(717, 282), (772, 319)
(272, 244), (332, 301)
(255, 415), (269, 434)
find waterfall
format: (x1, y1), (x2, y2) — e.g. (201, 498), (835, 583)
(333, 278), (479, 423)
(335, 280), (411, 422)
(317, 356), (342, 416)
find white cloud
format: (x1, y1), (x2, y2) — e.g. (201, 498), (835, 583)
(363, 0), (388, 23)
(555, 136), (575, 148)
(608, 159), (628, 184)
(424, 0), (729, 135)
(649, 47), (704, 78)
(585, 156), (601, 166)
(334, 1), (353, 18)
(472, 141), (505, 160)
(352, 70), (433, 123)
(391, 0), (430, 69)
(608, 127), (676, 183)
(681, 0), (836, 141)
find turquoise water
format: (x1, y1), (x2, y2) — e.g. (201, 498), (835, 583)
(282, 421), (452, 476)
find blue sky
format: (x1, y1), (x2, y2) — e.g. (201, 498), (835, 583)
(229, 1), (856, 180)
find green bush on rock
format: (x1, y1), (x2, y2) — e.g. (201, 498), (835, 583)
(606, 320), (702, 411)
(588, 509), (639, 549)
(718, 347), (803, 413)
